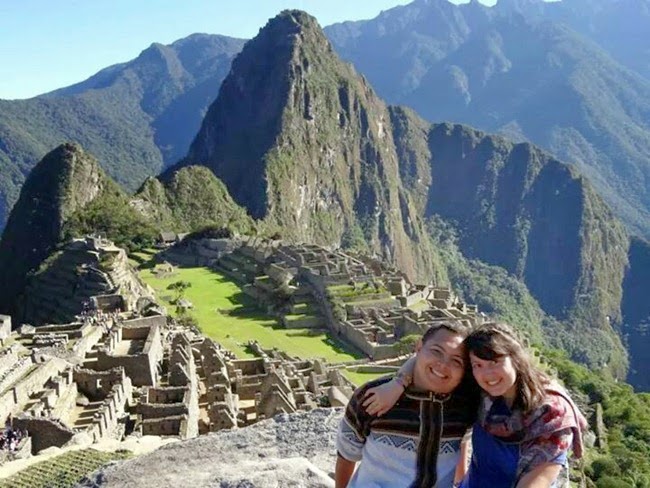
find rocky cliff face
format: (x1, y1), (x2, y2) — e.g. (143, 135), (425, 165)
(0, 143), (109, 315)
(183, 10), (442, 281)
(426, 124), (629, 326)
(622, 237), (650, 390)
(423, 124), (630, 375)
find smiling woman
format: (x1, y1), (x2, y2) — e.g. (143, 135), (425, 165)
(460, 323), (588, 488)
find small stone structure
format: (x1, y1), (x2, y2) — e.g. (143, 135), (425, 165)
(0, 315), (11, 340)
(96, 316), (165, 387)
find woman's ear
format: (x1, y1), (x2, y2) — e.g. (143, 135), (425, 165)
(414, 338), (423, 353)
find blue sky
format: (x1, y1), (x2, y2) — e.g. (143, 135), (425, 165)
(0, 0), (450, 100)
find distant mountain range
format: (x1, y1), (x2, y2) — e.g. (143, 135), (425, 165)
(0, 34), (244, 230)
(325, 0), (650, 238)
(2, 0), (650, 241)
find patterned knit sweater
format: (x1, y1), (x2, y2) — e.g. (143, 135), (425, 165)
(337, 377), (477, 488)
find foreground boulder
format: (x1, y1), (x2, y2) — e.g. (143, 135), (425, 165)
(80, 409), (341, 488)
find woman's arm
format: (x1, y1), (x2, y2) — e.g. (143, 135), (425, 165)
(515, 463), (562, 488)
(362, 356), (416, 416)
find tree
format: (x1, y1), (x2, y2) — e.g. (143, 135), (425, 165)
(167, 280), (191, 302)
(396, 334), (421, 356)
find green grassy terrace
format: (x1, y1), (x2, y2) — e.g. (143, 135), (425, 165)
(136, 255), (360, 363)
(341, 369), (388, 387)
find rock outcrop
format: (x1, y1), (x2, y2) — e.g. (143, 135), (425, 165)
(80, 408), (341, 488)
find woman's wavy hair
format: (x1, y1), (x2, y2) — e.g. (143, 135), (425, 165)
(464, 322), (549, 413)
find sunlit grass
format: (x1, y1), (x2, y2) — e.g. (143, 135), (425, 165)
(341, 369), (390, 387)
(138, 264), (361, 363)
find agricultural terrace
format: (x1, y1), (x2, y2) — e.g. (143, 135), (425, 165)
(0, 449), (132, 488)
(134, 253), (360, 363)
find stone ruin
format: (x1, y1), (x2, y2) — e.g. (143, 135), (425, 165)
(0, 238), (357, 461)
(165, 235), (481, 360)
(0, 234), (481, 466)
(21, 236), (154, 326)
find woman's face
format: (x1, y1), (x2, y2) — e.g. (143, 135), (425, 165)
(469, 352), (518, 405)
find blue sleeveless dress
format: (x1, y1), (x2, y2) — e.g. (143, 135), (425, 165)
(460, 399), (568, 488)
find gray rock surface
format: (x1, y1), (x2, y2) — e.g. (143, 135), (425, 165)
(78, 408), (343, 488)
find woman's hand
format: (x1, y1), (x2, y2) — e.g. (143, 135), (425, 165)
(362, 379), (404, 416)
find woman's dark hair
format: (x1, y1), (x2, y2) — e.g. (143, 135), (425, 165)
(465, 322), (549, 413)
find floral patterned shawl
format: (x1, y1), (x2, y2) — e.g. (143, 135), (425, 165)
(478, 384), (588, 480)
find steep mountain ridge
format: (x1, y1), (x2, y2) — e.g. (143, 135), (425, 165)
(0, 143), (112, 314)
(325, 2), (650, 238)
(134, 166), (254, 233)
(177, 10), (630, 376)
(182, 10), (443, 281)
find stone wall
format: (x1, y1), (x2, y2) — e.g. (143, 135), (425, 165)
(74, 367), (126, 400)
(141, 415), (187, 436)
(70, 325), (104, 361)
(0, 315), (11, 339)
(97, 324), (162, 386)
(0, 358), (67, 417)
(85, 376), (133, 442)
(13, 416), (75, 454)
(92, 294), (125, 313)
(121, 315), (167, 329)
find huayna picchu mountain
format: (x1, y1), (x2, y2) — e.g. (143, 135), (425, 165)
(180, 10), (444, 282)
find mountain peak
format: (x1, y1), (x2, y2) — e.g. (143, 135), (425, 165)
(184, 9), (338, 219)
(0, 142), (109, 314)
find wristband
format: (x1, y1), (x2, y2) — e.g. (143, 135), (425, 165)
(394, 372), (412, 389)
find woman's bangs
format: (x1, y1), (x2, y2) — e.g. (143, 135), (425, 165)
(466, 333), (508, 360)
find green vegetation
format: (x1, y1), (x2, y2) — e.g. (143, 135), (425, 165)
(396, 334), (421, 356)
(63, 180), (158, 252)
(342, 369), (389, 387)
(545, 349), (650, 486)
(326, 282), (389, 300)
(0, 448), (132, 488)
(138, 263), (359, 362)
(135, 167), (254, 234)
(426, 215), (631, 377)
(427, 216), (545, 344)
